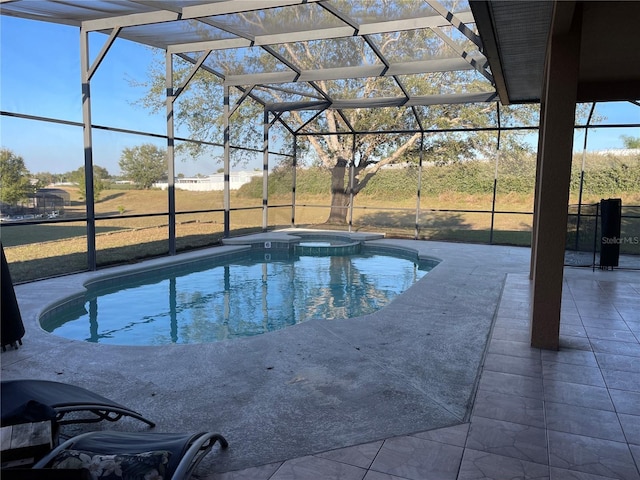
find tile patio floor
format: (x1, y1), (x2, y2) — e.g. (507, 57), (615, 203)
(205, 268), (640, 480)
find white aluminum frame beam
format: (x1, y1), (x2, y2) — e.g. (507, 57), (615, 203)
(82, 10), (181, 31)
(224, 58), (478, 87)
(166, 12), (475, 54)
(82, 1), (322, 32)
(266, 92), (497, 112)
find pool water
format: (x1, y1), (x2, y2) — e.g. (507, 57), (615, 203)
(42, 249), (436, 346)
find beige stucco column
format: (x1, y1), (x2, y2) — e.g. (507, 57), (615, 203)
(530, 3), (582, 350)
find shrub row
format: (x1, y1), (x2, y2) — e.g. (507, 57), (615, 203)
(237, 153), (640, 199)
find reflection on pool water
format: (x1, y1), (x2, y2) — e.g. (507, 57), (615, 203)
(41, 248), (437, 346)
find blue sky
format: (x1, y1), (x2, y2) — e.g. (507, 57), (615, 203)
(1, 15), (638, 177)
(0, 16), (221, 176)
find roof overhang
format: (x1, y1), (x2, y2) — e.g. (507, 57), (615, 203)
(471, 0), (640, 104)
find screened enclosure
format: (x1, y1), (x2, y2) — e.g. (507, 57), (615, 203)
(1, 1), (638, 282)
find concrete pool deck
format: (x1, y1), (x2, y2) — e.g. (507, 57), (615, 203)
(2, 234), (638, 478)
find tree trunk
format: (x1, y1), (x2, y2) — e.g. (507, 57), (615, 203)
(327, 158), (349, 224)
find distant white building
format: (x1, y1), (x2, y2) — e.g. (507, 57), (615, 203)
(154, 171), (262, 191)
(591, 148), (640, 157)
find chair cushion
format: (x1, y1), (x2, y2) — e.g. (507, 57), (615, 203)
(49, 449), (170, 480)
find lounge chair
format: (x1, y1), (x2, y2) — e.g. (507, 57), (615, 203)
(1, 379), (155, 428)
(32, 430), (228, 480)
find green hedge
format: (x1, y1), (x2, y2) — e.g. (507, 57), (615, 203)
(574, 162), (640, 195)
(237, 168), (331, 197)
(237, 153), (640, 199)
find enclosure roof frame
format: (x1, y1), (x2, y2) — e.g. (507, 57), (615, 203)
(0, 0), (500, 133)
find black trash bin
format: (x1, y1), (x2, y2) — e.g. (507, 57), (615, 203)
(1, 242), (25, 350)
(600, 198), (622, 269)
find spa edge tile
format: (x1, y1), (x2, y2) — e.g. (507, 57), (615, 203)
(457, 448), (549, 480)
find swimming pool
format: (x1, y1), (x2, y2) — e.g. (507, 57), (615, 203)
(41, 243), (438, 346)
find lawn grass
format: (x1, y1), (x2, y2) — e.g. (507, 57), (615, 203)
(2, 187), (638, 283)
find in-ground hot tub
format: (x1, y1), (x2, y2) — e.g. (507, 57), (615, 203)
(293, 234), (361, 255)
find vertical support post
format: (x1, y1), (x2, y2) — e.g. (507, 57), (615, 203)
(592, 202), (599, 271)
(223, 85), (231, 237)
(490, 107), (501, 245)
(415, 133), (424, 239)
(166, 51), (176, 255)
(348, 134), (356, 233)
(575, 151), (586, 251)
(530, 2), (582, 350)
(490, 150), (499, 244)
(263, 109), (269, 231)
(530, 104), (546, 280)
(575, 103), (596, 252)
(80, 28), (96, 270)
(291, 137), (297, 227)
